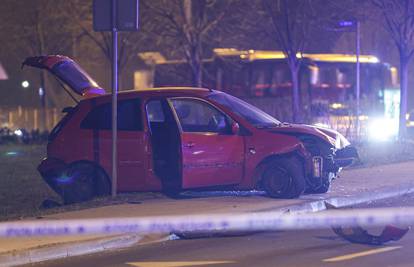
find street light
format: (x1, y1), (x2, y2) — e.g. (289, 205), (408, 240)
(328, 19), (361, 138)
(21, 80), (29, 88)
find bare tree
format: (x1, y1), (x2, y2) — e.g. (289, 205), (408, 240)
(2, 0), (83, 129)
(261, 0), (318, 123)
(144, 0), (232, 87)
(62, 1), (138, 87)
(373, 0), (414, 139)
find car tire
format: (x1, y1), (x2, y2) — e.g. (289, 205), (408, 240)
(94, 167), (111, 197)
(261, 157), (305, 199)
(306, 177), (330, 194)
(61, 162), (96, 204)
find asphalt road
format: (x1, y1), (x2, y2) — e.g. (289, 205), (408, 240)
(28, 194), (414, 267)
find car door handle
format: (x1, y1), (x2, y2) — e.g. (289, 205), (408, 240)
(184, 142), (195, 148)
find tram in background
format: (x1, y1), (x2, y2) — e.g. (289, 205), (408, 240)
(145, 48), (400, 140)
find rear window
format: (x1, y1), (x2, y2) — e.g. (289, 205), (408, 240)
(52, 60), (100, 95)
(80, 99), (142, 131)
(48, 107), (76, 142)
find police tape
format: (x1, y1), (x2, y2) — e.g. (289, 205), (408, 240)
(1, 207), (413, 237)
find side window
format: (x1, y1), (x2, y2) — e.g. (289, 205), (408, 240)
(146, 100), (165, 123)
(80, 103), (111, 130)
(81, 99), (142, 131)
(146, 100), (166, 133)
(170, 98), (231, 134)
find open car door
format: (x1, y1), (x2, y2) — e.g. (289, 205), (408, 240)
(169, 97), (245, 189)
(22, 55), (105, 98)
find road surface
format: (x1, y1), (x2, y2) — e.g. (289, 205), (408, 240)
(27, 194), (414, 267)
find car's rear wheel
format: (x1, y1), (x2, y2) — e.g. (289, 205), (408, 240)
(261, 157), (305, 199)
(60, 162), (97, 204)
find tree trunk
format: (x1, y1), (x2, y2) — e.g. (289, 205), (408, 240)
(290, 62), (301, 123)
(190, 47), (203, 87)
(184, 0), (203, 87)
(399, 55), (409, 140)
(38, 21), (49, 131)
(193, 63), (203, 87)
(40, 72), (47, 130)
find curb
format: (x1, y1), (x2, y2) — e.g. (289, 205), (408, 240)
(1, 182), (414, 266)
(266, 181), (414, 214)
(0, 234), (142, 267)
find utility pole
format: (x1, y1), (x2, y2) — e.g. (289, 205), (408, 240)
(93, 0), (139, 198)
(111, 0), (118, 197)
(331, 19), (361, 139)
(355, 20), (361, 139)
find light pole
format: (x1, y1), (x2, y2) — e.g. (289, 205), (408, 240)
(93, 0), (139, 198)
(355, 20), (361, 138)
(332, 19), (361, 139)
(111, 0), (118, 198)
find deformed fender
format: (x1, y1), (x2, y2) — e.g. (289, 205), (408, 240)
(39, 158), (111, 198)
(38, 157), (68, 197)
(37, 157), (67, 179)
(251, 145), (309, 186)
(243, 131), (312, 188)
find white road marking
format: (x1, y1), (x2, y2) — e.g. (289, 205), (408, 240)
(323, 246), (402, 262)
(126, 261), (235, 267)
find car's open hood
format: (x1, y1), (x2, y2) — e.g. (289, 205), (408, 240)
(22, 55), (105, 98)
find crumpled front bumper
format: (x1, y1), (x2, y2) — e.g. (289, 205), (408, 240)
(312, 146), (359, 177)
(334, 146), (359, 168)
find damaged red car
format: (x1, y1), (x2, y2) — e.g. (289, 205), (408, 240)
(23, 55), (358, 204)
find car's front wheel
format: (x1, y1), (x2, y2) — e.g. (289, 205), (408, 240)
(261, 157), (305, 199)
(305, 174), (332, 194)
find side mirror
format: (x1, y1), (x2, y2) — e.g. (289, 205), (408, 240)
(231, 122), (240, 135)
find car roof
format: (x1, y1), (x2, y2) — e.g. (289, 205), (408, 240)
(81, 87), (215, 103)
(123, 87), (212, 96)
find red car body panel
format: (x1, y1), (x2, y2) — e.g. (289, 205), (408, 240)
(181, 132), (244, 188)
(44, 89), (325, 192)
(22, 55), (105, 97)
(240, 131), (309, 188)
(43, 88), (315, 193)
(27, 55), (357, 198)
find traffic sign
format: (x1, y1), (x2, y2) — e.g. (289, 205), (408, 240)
(93, 0), (139, 31)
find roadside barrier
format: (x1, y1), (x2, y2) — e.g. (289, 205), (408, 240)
(0, 207), (413, 237)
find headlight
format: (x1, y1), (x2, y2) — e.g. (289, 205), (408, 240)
(368, 118), (398, 141)
(313, 122), (330, 129)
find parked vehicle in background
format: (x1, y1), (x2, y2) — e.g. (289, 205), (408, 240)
(23, 55), (358, 204)
(151, 49), (400, 141)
